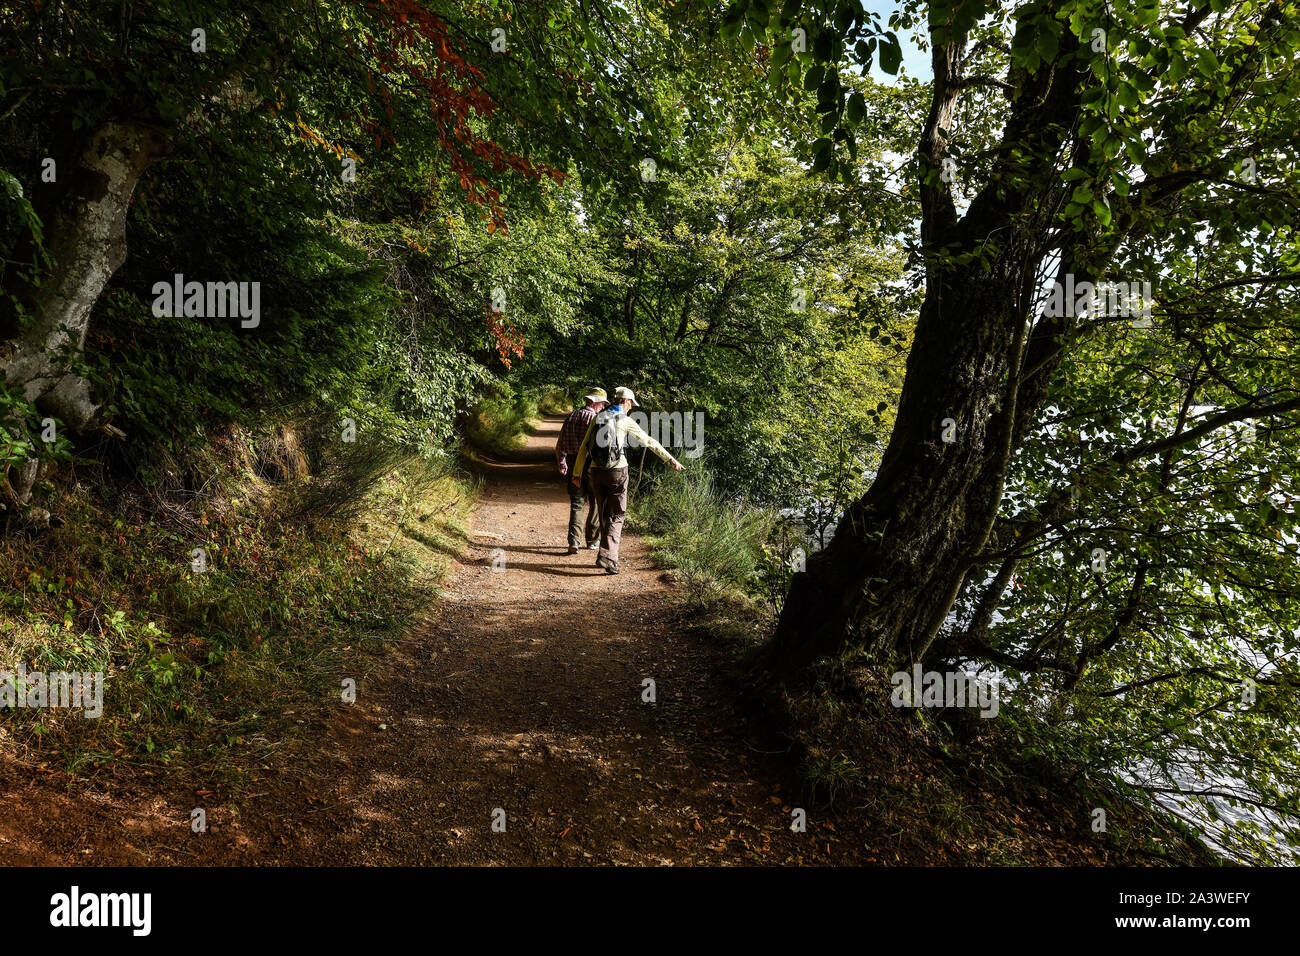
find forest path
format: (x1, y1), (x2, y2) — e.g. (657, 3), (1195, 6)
(1, 416), (875, 865)
(248, 414), (863, 864)
(221, 414), (867, 864)
(2, 418), (1156, 867)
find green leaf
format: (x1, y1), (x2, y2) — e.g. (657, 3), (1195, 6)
(811, 138), (832, 172)
(846, 91), (865, 125)
(813, 29), (833, 61)
(878, 33), (902, 75)
(1037, 27), (1059, 62)
(818, 68), (840, 102)
(1166, 52), (1189, 84)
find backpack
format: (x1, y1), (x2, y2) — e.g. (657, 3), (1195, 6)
(590, 408), (625, 469)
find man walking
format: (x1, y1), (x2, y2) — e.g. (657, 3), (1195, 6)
(572, 387), (683, 574)
(556, 388), (607, 554)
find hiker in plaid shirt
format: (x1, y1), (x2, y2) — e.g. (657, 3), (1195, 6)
(556, 388), (607, 553)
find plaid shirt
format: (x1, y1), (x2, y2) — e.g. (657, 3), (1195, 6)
(556, 405), (598, 468)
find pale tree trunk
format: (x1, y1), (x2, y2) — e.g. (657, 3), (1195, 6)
(0, 119), (168, 513)
(2, 119), (170, 430)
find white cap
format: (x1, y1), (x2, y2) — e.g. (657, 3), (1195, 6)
(613, 386), (636, 405)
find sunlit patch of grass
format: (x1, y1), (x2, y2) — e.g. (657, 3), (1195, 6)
(633, 464), (776, 602)
(536, 388), (572, 416)
(465, 385), (572, 457)
(465, 389), (541, 456)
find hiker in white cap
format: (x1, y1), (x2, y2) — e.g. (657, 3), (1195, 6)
(572, 386), (683, 574)
(555, 387), (608, 553)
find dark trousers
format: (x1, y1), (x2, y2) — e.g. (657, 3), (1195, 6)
(565, 453), (601, 547)
(588, 466), (629, 563)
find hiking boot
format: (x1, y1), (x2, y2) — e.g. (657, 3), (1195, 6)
(596, 554), (619, 574)
(567, 546), (579, 555)
(586, 542), (599, 550)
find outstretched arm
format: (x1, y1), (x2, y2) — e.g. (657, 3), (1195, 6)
(625, 418), (683, 470)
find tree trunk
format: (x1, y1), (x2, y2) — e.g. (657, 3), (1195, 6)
(764, 6), (1104, 677)
(1, 119), (170, 429)
(770, 255), (1027, 672)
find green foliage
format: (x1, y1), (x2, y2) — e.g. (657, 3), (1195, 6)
(635, 463), (778, 605)
(801, 751), (866, 806)
(463, 383), (548, 457)
(0, 166), (47, 324)
(708, 0), (1300, 862)
(537, 389), (574, 416)
(0, 434), (475, 778)
(3, 0), (1297, 864)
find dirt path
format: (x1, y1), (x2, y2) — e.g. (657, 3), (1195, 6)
(244, 416), (857, 865)
(2, 416), (875, 865)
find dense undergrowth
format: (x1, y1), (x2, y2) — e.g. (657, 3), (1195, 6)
(0, 423), (476, 790)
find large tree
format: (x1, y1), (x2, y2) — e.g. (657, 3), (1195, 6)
(710, 0), (1300, 675)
